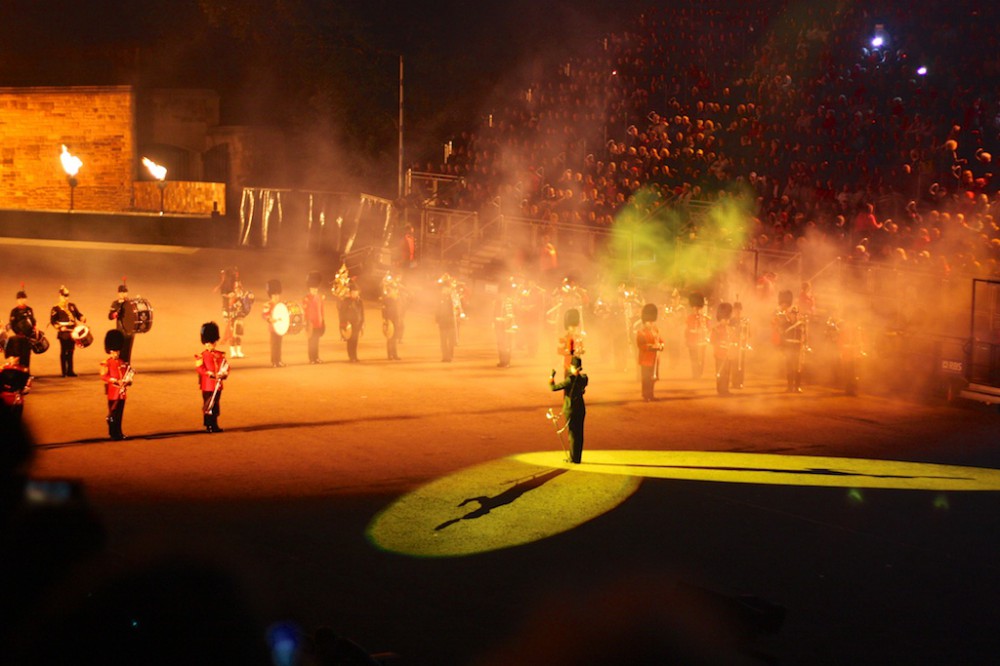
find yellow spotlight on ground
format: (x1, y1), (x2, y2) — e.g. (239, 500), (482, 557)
(367, 458), (641, 558)
(514, 451), (1000, 492)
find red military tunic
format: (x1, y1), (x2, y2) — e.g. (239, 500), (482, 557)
(685, 311), (708, 349)
(557, 330), (585, 372)
(636, 325), (663, 367)
(196, 348), (228, 392)
(100, 356), (130, 401)
(710, 321), (730, 360)
(303, 293), (325, 329)
(1, 362), (31, 409)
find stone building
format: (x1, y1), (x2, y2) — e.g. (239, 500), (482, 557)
(0, 85), (284, 217)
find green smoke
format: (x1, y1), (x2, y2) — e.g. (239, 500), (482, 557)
(598, 187), (754, 288)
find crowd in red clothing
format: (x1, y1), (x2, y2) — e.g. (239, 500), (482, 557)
(414, 0), (1000, 278)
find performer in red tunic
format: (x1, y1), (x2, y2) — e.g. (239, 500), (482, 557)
(1, 337), (32, 421)
(100, 329), (132, 441)
(196, 321), (229, 433)
(684, 292), (709, 379)
(710, 302), (734, 396)
(302, 271), (326, 364)
(557, 309), (586, 376)
(636, 303), (664, 402)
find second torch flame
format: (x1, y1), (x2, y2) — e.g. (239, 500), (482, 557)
(141, 157), (167, 181)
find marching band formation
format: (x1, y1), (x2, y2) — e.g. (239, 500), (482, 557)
(1, 264), (868, 454)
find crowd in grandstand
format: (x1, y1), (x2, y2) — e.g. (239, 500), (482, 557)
(415, 1), (1000, 278)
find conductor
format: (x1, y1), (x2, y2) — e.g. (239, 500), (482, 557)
(549, 355), (588, 464)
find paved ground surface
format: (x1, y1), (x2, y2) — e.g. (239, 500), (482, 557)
(4, 238), (1000, 664)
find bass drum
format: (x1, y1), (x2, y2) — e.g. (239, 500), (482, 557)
(30, 331), (50, 354)
(122, 297), (154, 334)
(267, 302), (304, 336)
(71, 324), (94, 348)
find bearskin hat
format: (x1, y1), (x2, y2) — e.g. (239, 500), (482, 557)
(641, 303), (659, 323)
(266, 279), (282, 296)
(717, 302), (733, 321)
(104, 329), (125, 353)
(306, 271), (322, 288)
(778, 290), (794, 308)
(688, 292), (705, 308)
(564, 308), (581, 329)
(201, 321), (221, 344)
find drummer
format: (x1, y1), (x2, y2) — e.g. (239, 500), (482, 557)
(1, 337), (32, 421)
(50, 285), (87, 378)
(107, 282), (135, 363)
(262, 279), (285, 368)
(8, 287), (36, 371)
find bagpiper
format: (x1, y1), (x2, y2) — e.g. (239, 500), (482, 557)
(223, 276), (253, 359)
(196, 321), (229, 433)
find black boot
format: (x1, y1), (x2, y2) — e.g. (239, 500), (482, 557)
(108, 416), (125, 440)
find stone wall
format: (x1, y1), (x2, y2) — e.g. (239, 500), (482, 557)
(133, 181), (226, 215)
(0, 86), (135, 212)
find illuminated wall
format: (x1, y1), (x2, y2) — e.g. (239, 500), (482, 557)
(132, 181), (226, 215)
(0, 85), (135, 212)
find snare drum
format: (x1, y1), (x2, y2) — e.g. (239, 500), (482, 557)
(286, 302), (304, 335)
(122, 297), (154, 334)
(71, 324), (94, 348)
(30, 330), (50, 354)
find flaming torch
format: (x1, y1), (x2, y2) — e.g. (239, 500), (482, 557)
(60, 145), (82, 212)
(142, 157), (168, 214)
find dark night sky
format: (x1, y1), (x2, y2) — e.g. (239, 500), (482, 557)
(1, 0), (629, 187)
(0, 0), (626, 116)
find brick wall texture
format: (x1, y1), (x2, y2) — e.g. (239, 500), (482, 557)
(133, 181), (226, 215)
(0, 86), (135, 212)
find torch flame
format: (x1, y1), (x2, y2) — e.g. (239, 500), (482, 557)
(60, 145), (82, 177)
(141, 157), (167, 181)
